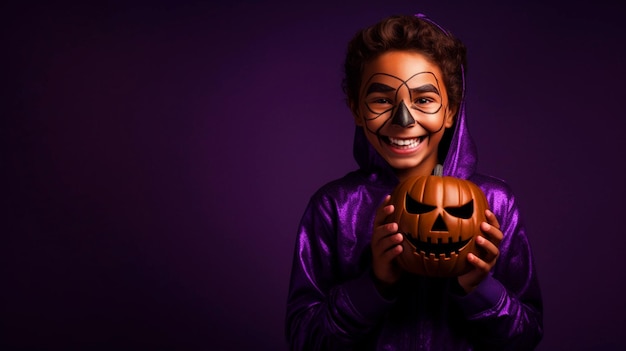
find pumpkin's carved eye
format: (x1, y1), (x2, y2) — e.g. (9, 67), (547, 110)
(405, 193), (436, 214)
(445, 200), (474, 219)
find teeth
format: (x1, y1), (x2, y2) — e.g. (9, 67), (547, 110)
(388, 137), (421, 148)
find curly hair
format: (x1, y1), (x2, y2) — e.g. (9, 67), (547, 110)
(342, 15), (467, 113)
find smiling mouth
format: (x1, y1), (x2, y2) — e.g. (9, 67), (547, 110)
(382, 136), (426, 149)
(403, 232), (471, 258)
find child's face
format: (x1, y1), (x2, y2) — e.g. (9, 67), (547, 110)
(353, 50), (455, 177)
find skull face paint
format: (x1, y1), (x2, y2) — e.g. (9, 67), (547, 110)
(353, 51), (455, 178)
(362, 72), (444, 131)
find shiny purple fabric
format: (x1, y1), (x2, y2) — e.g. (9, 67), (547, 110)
(285, 50), (543, 351)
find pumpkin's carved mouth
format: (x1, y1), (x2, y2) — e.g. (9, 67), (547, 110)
(403, 232), (471, 258)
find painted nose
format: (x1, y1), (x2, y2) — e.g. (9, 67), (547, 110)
(390, 101), (415, 127)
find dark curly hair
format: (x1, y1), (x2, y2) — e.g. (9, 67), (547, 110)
(342, 15), (467, 113)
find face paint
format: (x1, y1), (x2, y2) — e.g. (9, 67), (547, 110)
(354, 51), (455, 179)
(362, 71), (446, 139)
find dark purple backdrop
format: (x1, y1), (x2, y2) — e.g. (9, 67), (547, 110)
(3, 1), (625, 350)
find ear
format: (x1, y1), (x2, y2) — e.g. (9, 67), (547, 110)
(444, 105), (457, 128)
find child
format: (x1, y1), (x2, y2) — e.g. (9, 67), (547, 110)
(285, 14), (543, 350)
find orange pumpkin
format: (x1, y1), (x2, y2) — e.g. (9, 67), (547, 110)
(388, 175), (489, 277)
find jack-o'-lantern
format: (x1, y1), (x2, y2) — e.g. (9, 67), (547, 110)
(387, 175), (489, 277)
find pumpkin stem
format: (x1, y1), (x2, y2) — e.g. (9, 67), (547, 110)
(433, 164), (443, 177)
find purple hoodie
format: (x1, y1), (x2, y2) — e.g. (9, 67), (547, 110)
(285, 42), (543, 351)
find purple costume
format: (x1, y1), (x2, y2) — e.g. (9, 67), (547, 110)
(285, 40), (543, 349)
(286, 97), (543, 350)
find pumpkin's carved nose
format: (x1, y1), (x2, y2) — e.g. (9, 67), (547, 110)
(431, 214), (448, 232)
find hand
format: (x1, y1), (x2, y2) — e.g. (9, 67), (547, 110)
(457, 209), (503, 293)
(371, 195), (404, 290)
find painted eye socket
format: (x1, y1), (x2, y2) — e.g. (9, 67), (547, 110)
(445, 200), (474, 219)
(405, 193), (436, 214)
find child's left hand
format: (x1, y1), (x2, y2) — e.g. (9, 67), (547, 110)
(457, 209), (503, 294)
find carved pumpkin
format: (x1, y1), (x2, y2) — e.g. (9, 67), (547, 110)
(388, 175), (489, 277)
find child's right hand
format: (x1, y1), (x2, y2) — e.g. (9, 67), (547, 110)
(371, 195), (404, 290)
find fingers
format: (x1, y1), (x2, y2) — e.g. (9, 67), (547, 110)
(371, 233), (404, 285)
(474, 235), (499, 264)
(371, 194), (404, 285)
(371, 202), (403, 261)
(372, 194), (399, 245)
(481, 209), (503, 246)
(484, 209), (500, 229)
(467, 252), (491, 272)
(458, 210), (505, 292)
(373, 231), (402, 250)
(371, 231), (403, 285)
(466, 237), (498, 277)
(373, 195), (394, 227)
(372, 221), (403, 257)
(374, 233), (403, 259)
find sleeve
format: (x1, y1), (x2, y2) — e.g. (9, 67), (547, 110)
(450, 183), (544, 350)
(285, 192), (394, 350)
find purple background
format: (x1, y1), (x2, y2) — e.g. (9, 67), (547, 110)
(3, 1), (625, 350)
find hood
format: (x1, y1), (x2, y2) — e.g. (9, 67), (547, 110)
(353, 98), (477, 180)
